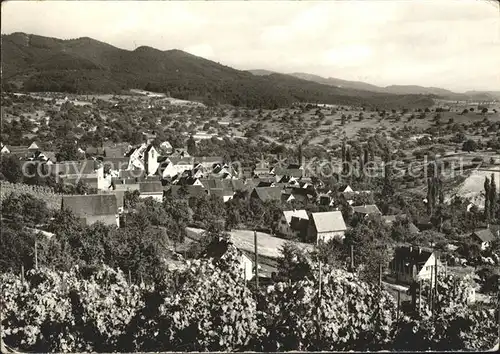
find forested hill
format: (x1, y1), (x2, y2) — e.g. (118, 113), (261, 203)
(2, 32), (435, 109)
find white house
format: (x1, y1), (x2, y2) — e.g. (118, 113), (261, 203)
(278, 209), (309, 238)
(471, 228), (497, 251)
(308, 211), (347, 243)
(138, 181), (164, 201)
(159, 158), (194, 178)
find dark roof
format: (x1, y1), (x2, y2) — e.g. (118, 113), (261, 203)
(49, 160), (98, 176)
(139, 181), (163, 194)
(209, 188), (234, 198)
(274, 167), (304, 178)
(60, 176), (99, 189)
(251, 187), (283, 202)
(166, 185), (208, 198)
(175, 176), (201, 186)
(99, 190), (125, 209)
(61, 194), (118, 216)
(102, 157), (130, 170)
(391, 245), (434, 272)
(104, 146), (129, 158)
(257, 181), (274, 187)
(472, 229), (495, 243)
(119, 169), (145, 180)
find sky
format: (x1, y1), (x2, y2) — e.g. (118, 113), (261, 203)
(2, 0), (499, 92)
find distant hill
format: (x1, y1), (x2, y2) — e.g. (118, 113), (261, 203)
(250, 71), (497, 102)
(1, 32), (435, 109)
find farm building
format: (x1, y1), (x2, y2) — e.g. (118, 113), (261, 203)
(308, 211), (347, 243)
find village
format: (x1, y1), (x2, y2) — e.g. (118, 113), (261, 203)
(1, 0), (500, 351)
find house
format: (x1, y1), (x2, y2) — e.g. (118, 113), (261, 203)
(1, 145), (30, 158)
(381, 214), (408, 226)
(165, 185), (208, 199)
(144, 145), (160, 176)
(251, 187), (283, 203)
(61, 194), (120, 227)
(208, 188), (235, 203)
(318, 193), (335, 207)
(139, 181), (164, 201)
(159, 141), (173, 154)
(352, 204), (382, 218)
(98, 190), (125, 213)
(278, 209), (309, 238)
(308, 211), (347, 243)
(48, 160), (107, 190)
(173, 175), (203, 187)
(159, 157), (194, 178)
(169, 148), (190, 158)
(389, 245), (443, 285)
(27, 141), (42, 152)
(202, 240), (255, 281)
(125, 143), (159, 175)
(471, 228), (497, 250)
(30, 150), (56, 164)
(273, 164), (304, 178)
(338, 184), (354, 193)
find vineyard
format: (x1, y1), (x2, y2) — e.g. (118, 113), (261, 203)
(0, 182), (63, 210)
(1, 249), (498, 352)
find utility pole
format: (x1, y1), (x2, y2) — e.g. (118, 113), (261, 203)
(379, 263), (382, 289)
(128, 269), (132, 285)
(350, 244), (354, 270)
(434, 250), (439, 316)
(317, 259), (322, 344)
(254, 230), (259, 291)
(34, 238), (38, 270)
(418, 279), (422, 315)
(397, 290), (401, 321)
(21, 264), (25, 284)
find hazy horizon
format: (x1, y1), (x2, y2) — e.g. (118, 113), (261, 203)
(2, 0), (499, 93)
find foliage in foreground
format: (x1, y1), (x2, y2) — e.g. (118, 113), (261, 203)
(1, 252), (498, 352)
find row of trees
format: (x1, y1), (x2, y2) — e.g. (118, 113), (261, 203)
(484, 174), (498, 222)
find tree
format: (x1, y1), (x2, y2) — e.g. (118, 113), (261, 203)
(475, 265), (499, 294)
(1, 192), (50, 226)
(56, 139), (80, 161)
(0, 155), (23, 183)
(276, 242), (313, 282)
(484, 176), (491, 220)
(186, 135), (197, 156)
(124, 190), (140, 209)
(488, 174), (497, 221)
(462, 139), (477, 152)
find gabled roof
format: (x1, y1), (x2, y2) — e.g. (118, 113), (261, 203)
(352, 204), (382, 215)
(175, 176), (200, 186)
(392, 245), (434, 270)
(472, 229), (495, 243)
(119, 169), (145, 180)
(209, 188), (234, 198)
(311, 211), (347, 233)
(166, 185), (208, 198)
(49, 160), (98, 176)
(283, 209), (309, 224)
(252, 187), (283, 202)
(139, 181), (163, 194)
(61, 194), (118, 216)
(102, 157), (130, 170)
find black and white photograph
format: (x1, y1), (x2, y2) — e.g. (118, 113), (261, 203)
(1, 0), (499, 352)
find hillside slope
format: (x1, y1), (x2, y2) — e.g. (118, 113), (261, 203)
(274, 72), (497, 102)
(1, 32), (435, 109)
